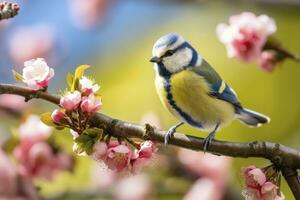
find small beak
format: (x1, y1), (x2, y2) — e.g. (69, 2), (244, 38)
(150, 56), (162, 63)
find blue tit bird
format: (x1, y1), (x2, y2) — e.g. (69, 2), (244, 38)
(150, 33), (270, 151)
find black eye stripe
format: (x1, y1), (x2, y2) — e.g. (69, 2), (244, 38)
(161, 41), (193, 59)
(163, 50), (175, 57)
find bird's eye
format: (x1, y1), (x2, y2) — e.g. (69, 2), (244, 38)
(164, 50), (175, 57)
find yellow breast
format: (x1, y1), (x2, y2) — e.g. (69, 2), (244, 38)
(155, 69), (235, 131)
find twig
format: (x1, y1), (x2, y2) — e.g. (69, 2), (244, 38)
(1, 83), (300, 198)
(264, 41), (300, 62)
(0, 2), (19, 21)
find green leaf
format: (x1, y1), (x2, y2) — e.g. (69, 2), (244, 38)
(83, 128), (103, 140)
(75, 64), (90, 79)
(75, 134), (91, 144)
(71, 65), (90, 91)
(40, 112), (64, 130)
(74, 132), (98, 155)
(40, 112), (54, 126)
(3, 137), (19, 154)
(71, 79), (79, 92)
(12, 70), (23, 81)
(66, 73), (74, 89)
(85, 140), (95, 155)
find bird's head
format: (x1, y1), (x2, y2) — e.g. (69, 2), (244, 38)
(150, 33), (201, 74)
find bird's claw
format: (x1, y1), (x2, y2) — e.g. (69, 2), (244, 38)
(203, 131), (216, 152)
(164, 127), (176, 146)
(164, 122), (184, 146)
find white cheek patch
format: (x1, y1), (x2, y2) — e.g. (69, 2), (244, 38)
(163, 48), (193, 73)
(154, 48), (165, 58)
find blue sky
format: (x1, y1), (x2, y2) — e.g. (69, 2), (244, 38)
(0, 1), (182, 83)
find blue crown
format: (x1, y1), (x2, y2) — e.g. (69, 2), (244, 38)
(154, 33), (181, 49)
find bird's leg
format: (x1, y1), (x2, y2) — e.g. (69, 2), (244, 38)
(164, 122), (184, 145)
(203, 123), (220, 152)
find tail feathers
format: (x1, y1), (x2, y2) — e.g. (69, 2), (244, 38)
(236, 108), (270, 127)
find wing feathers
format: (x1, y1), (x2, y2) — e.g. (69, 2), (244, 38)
(190, 59), (242, 108)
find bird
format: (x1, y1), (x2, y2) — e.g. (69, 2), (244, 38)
(150, 33), (270, 151)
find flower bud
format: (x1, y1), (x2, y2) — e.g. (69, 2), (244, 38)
(60, 91), (81, 111)
(51, 109), (65, 124)
(80, 94), (102, 113)
(79, 76), (100, 95)
(259, 51), (278, 72)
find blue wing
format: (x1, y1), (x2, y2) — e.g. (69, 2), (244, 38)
(190, 59), (242, 108)
(210, 82), (242, 108)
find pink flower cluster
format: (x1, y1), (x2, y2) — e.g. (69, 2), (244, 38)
(217, 12), (278, 71)
(59, 76), (102, 113)
(13, 115), (73, 180)
(242, 165), (284, 200)
(90, 140), (157, 174)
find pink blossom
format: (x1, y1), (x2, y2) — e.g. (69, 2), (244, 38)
(79, 76), (100, 95)
(60, 91), (82, 111)
(22, 58), (54, 90)
(13, 141), (57, 179)
(90, 141), (108, 160)
(80, 94), (102, 113)
(135, 141), (156, 158)
(217, 12), (276, 62)
(242, 165), (285, 200)
(0, 149), (17, 197)
(261, 182), (279, 200)
(9, 24), (55, 65)
(243, 165), (266, 188)
(18, 115), (52, 142)
(242, 182), (284, 200)
(104, 143), (132, 172)
(51, 109), (65, 124)
(131, 141), (157, 174)
(258, 51), (278, 72)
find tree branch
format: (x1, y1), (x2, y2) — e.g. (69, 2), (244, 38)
(0, 83), (59, 104)
(1, 83), (300, 198)
(282, 168), (300, 199)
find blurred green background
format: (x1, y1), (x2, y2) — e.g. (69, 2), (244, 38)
(1, 0), (300, 199)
